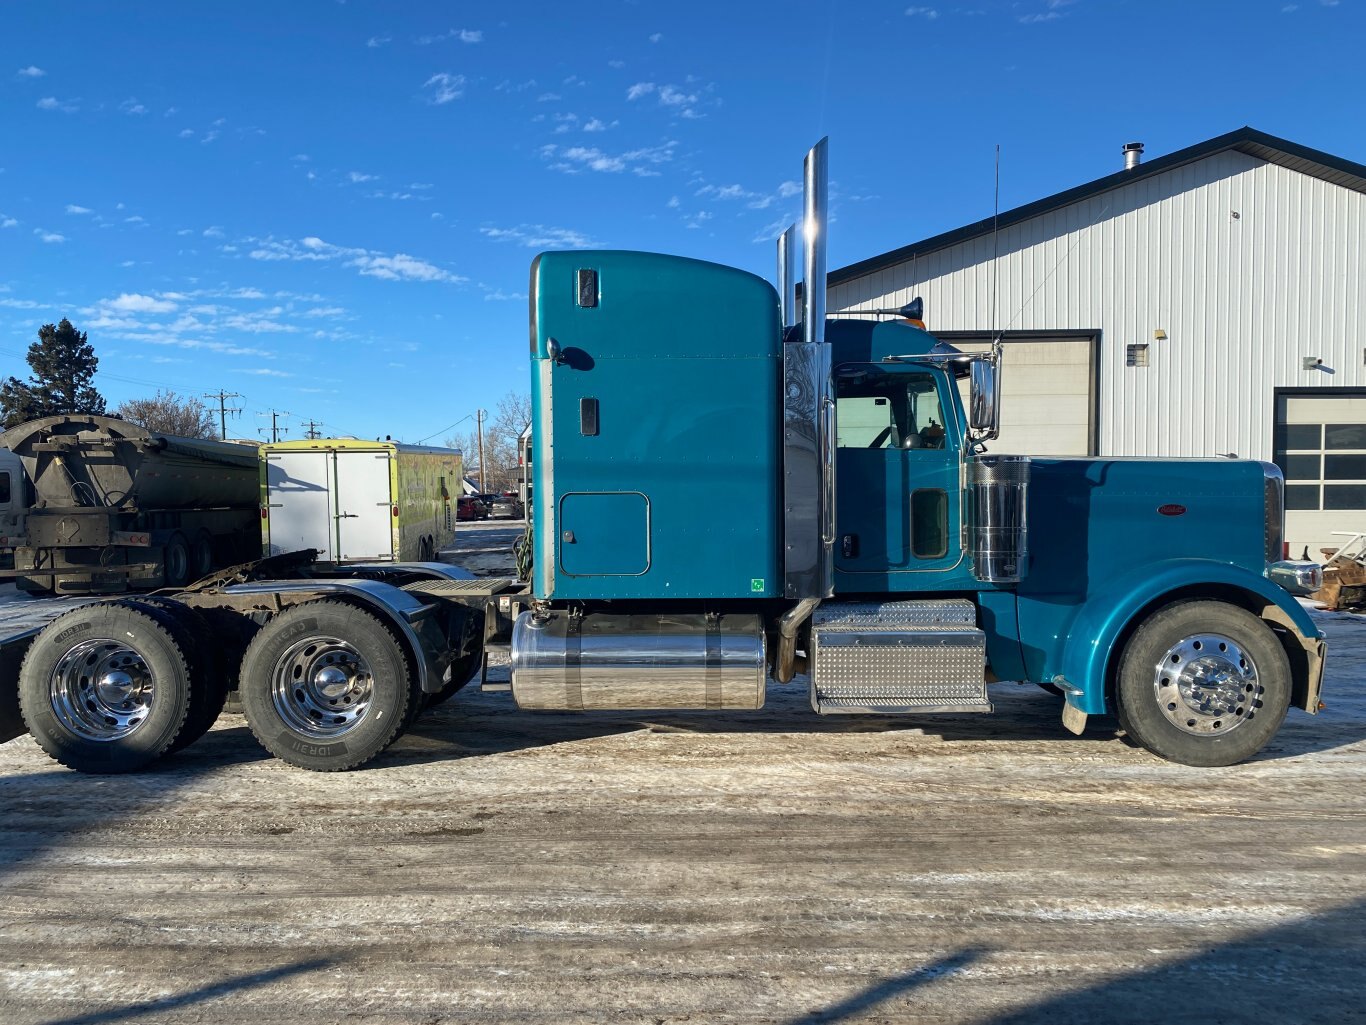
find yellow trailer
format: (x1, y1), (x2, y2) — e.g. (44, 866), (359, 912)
(261, 439), (461, 563)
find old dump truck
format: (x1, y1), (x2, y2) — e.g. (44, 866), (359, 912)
(0, 139), (1329, 773)
(261, 439), (460, 564)
(0, 415), (260, 594)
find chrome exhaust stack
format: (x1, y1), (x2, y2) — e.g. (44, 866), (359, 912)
(777, 224), (798, 330)
(781, 137), (835, 601)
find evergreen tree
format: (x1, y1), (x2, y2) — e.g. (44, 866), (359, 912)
(0, 319), (106, 429)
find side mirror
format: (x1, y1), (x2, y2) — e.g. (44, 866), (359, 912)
(969, 359), (1000, 439)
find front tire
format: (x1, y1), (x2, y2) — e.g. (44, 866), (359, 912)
(239, 600), (413, 771)
(1115, 600), (1291, 767)
(18, 601), (193, 773)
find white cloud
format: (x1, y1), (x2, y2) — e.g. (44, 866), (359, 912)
(1018, 10), (1062, 22)
(537, 92), (561, 102)
(0, 298), (42, 309)
(423, 73), (465, 104)
(658, 85), (697, 107)
(37, 96), (78, 113)
(178, 128), (195, 138)
(34, 229), (65, 243)
(201, 130), (220, 144)
(240, 368), (294, 377)
(627, 82), (655, 100)
(543, 140), (676, 176)
(480, 224), (598, 249)
(666, 196), (680, 209)
(649, 32), (662, 42)
(905, 6), (939, 17)
(203, 226), (225, 238)
(247, 235), (466, 283)
(65, 204), (92, 215)
(1, 217), (17, 228)
(347, 171), (378, 183)
(17, 66), (45, 78)
(355, 253), (456, 282)
(582, 118), (614, 132)
(119, 97), (147, 115)
(367, 35), (392, 47)
(415, 28), (483, 45)
(109, 293), (178, 313)
(483, 289), (526, 302)
(778, 180), (802, 198)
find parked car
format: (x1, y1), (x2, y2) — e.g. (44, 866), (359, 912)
(456, 495), (487, 521)
(487, 492), (524, 519)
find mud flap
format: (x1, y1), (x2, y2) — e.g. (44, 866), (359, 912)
(1262, 604), (1327, 714)
(0, 641), (29, 744)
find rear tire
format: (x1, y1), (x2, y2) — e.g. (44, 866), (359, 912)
(190, 530), (215, 581)
(18, 601), (193, 773)
(127, 597), (228, 754)
(163, 532), (191, 588)
(239, 600), (413, 771)
(1115, 600), (1291, 767)
(427, 649), (482, 708)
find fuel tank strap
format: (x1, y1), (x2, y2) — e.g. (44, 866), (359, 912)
(565, 614), (584, 711)
(705, 615), (721, 710)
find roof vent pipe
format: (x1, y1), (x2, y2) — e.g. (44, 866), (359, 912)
(1123, 142), (1144, 170)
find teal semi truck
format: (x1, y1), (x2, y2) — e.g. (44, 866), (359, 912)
(0, 140), (1327, 773)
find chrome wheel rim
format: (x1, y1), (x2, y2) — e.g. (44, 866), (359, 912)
(49, 637), (156, 741)
(1152, 633), (1261, 737)
(270, 634), (374, 739)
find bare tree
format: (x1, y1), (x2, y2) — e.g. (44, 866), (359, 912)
(446, 429), (517, 492)
(115, 391), (217, 439)
(444, 393), (529, 493)
(491, 392), (531, 442)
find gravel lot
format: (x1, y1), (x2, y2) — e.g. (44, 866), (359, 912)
(1, 520), (1363, 1024)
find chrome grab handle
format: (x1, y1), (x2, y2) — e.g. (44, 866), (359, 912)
(820, 396), (836, 546)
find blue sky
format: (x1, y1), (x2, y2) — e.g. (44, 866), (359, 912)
(1, 0), (1362, 443)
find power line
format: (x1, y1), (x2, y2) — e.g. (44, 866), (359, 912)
(303, 419), (323, 440)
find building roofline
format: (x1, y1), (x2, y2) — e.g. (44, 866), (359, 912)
(825, 127), (1366, 289)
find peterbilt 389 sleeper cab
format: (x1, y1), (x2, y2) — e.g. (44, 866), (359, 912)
(0, 139), (1326, 774)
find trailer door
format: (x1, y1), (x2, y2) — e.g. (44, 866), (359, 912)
(266, 451), (334, 561)
(334, 450), (394, 560)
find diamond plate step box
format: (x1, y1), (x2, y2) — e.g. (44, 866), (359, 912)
(810, 599), (991, 714)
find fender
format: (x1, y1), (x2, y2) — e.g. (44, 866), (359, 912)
(1047, 558), (1322, 716)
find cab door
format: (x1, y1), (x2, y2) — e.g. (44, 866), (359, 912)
(833, 364), (962, 588)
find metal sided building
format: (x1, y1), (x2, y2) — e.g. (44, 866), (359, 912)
(825, 127), (1366, 562)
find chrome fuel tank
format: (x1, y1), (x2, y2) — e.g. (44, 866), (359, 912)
(510, 611), (767, 711)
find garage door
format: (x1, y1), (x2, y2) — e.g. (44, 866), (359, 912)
(952, 337), (1094, 456)
(1275, 392), (1366, 562)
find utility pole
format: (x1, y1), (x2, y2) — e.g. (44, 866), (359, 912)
(258, 410), (288, 444)
(303, 419), (323, 440)
(203, 390), (243, 439)
(476, 409), (486, 492)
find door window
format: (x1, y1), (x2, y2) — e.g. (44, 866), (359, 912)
(0, 472), (9, 504)
(835, 371), (946, 451)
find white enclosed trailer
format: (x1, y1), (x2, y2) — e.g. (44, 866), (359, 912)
(262, 439), (461, 564)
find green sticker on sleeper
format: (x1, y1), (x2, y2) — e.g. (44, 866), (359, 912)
(750, 578), (765, 593)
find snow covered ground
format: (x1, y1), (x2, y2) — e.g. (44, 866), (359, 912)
(0, 523), (1361, 1024)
